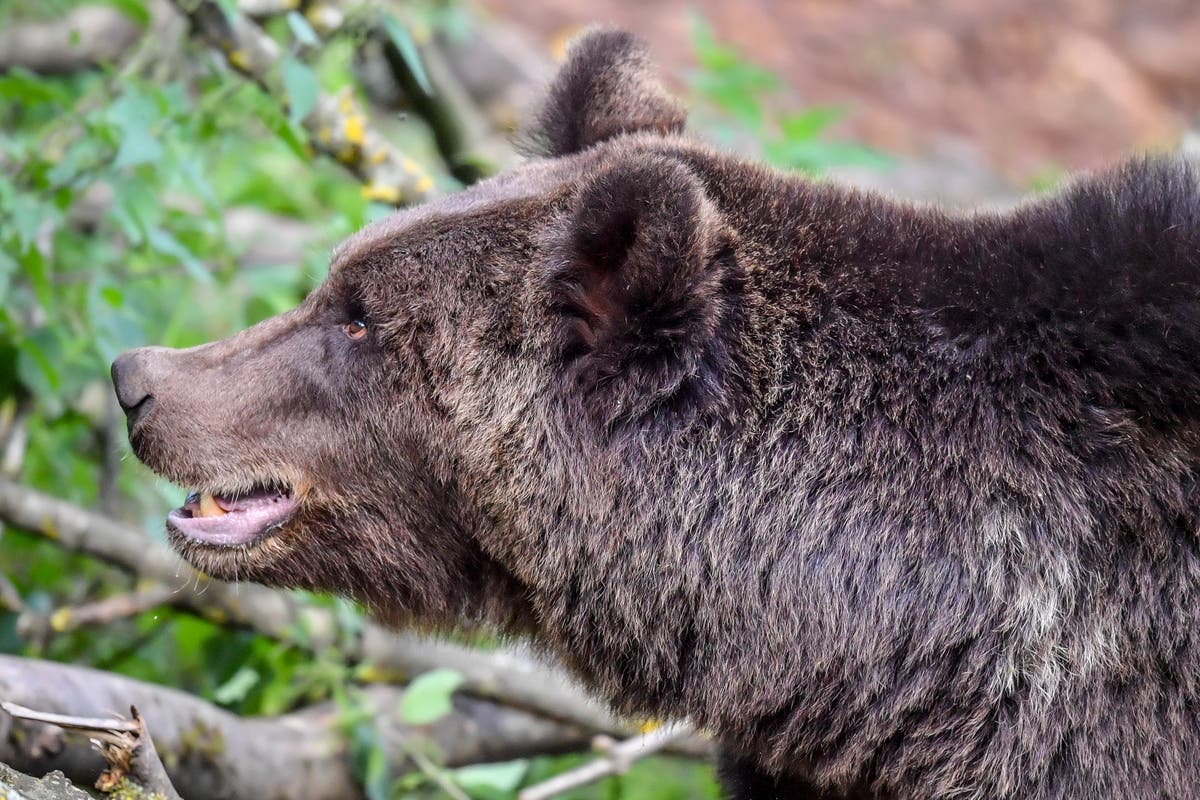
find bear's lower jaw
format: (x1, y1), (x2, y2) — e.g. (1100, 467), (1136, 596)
(167, 483), (297, 547)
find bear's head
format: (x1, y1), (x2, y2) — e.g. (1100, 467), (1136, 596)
(110, 28), (743, 629)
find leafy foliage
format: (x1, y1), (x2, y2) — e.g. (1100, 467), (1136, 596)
(689, 16), (889, 175)
(400, 668), (465, 725)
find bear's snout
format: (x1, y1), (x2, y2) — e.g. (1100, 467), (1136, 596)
(111, 347), (160, 431)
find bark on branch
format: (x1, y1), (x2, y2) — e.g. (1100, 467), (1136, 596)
(0, 763), (93, 800)
(0, 6), (146, 74)
(0, 654), (588, 799)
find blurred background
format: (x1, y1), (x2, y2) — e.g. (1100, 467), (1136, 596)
(0, 1), (1198, 798)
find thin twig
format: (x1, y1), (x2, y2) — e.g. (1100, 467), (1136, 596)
(518, 722), (695, 800)
(0, 572), (23, 613)
(0, 398), (30, 479)
(19, 583), (177, 637)
(407, 744), (472, 800)
(1, 701), (141, 739)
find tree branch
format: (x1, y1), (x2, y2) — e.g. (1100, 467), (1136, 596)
(168, 0), (435, 206)
(3, 702), (183, 800)
(0, 6), (146, 74)
(0, 654), (588, 799)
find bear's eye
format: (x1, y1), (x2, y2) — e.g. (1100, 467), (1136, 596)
(343, 319), (368, 340)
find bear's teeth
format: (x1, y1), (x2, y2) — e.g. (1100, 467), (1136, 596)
(198, 492), (226, 517)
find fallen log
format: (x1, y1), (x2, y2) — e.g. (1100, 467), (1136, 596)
(0, 654), (589, 799)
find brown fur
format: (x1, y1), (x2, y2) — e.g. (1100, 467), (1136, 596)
(114, 28), (1200, 799)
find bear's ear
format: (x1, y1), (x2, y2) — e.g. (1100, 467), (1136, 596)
(524, 27), (686, 157)
(549, 155), (736, 416)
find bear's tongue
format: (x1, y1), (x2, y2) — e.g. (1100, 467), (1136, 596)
(171, 486), (297, 547)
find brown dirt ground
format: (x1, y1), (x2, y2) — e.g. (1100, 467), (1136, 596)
(475, 0), (1200, 182)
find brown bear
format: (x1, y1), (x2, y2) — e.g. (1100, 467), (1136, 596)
(111, 28), (1200, 800)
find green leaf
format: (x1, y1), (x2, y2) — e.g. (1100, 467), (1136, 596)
(382, 14), (434, 97)
(108, 175), (160, 245)
(281, 56), (319, 126)
(146, 227), (210, 282)
(114, 128), (163, 168)
(330, 596), (364, 651)
(252, 89), (309, 160)
(85, 279), (143, 365)
(286, 11), (321, 47)
(44, 139), (95, 190)
(779, 107), (844, 141)
(108, 89), (164, 168)
(0, 69), (69, 105)
(158, 81), (190, 119)
(9, 194), (45, 255)
(764, 137), (891, 174)
(362, 743), (390, 800)
(19, 244), (54, 312)
(213, 666), (260, 704)
(105, 0), (152, 26)
(451, 760), (528, 796)
(107, 88), (160, 133)
(15, 329), (64, 413)
(400, 668), (464, 725)
(341, 698), (392, 800)
(101, 286), (123, 308)
(0, 250), (15, 306)
(16, 340), (57, 394)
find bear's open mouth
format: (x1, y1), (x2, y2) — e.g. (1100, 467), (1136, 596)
(166, 481), (297, 547)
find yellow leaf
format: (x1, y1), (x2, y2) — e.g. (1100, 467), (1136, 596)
(343, 115), (365, 146)
(49, 608), (72, 632)
(361, 183), (401, 204)
(40, 517), (59, 539)
(228, 50), (252, 72)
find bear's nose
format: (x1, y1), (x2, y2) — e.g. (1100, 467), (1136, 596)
(111, 348), (156, 429)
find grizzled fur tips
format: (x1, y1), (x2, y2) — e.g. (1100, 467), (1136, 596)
(114, 26), (1200, 800)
